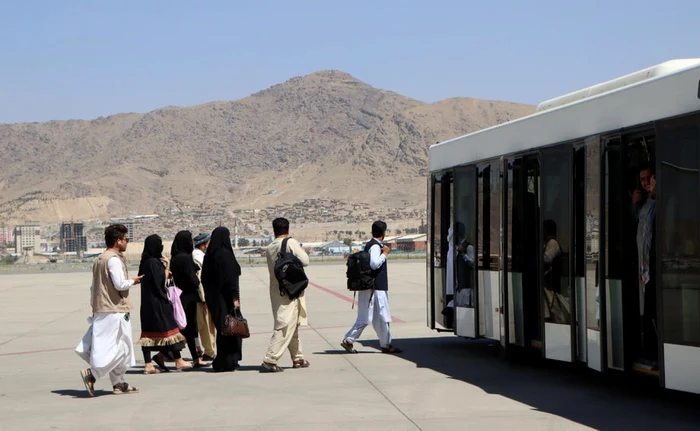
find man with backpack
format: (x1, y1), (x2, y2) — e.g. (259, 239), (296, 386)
(340, 221), (402, 354)
(261, 217), (311, 372)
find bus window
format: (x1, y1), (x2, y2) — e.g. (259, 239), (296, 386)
(454, 166), (477, 309)
(541, 145), (572, 326)
(658, 115), (700, 348)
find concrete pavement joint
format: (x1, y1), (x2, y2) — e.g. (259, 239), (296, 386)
(0, 305), (84, 347)
(307, 322), (423, 431)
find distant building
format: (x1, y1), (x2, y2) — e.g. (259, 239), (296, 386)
(60, 222), (87, 252)
(0, 225), (13, 244)
(14, 223), (41, 254)
(393, 234), (428, 252)
(109, 218), (135, 242)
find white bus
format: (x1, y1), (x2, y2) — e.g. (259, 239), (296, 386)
(427, 59), (700, 395)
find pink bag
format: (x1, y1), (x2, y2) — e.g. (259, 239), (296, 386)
(167, 283), (187, 330)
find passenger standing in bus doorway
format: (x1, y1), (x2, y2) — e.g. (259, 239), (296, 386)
(633, 161), (658, 367)
(543, 220), (569, 324)
(341, 221), (402, 354)
(454, 222), (475, 307)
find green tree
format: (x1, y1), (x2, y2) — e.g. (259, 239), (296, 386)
(1, 255), (18, 265)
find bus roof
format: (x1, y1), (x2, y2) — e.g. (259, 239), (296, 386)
(429, 59), (700, 172)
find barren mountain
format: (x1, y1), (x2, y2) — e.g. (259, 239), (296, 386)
(0, 70), (534, 224)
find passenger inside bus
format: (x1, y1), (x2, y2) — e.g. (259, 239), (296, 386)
(442, 223), (457, 329)
(543, 219), (570, 323)
(632, 161), (658, 368)
(450, 222), (475, 308)
(441, 222), (475, 328)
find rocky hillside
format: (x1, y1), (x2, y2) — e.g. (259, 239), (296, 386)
(0, 70), (534, 224)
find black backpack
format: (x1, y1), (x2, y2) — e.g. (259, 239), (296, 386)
(346, 248), (374, 292)
(274, 238), (309, 300)
(346, 242), (379, 308)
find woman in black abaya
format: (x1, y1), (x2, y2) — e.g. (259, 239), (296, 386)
(201, 226), (243, 372)
(136, 234), (190, 373)
(170, 230), (210, 368)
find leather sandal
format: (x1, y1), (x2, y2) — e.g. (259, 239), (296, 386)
(175, 361), (193, 371)
(260, 362), (284, 373)
(80, 369), (96, 397)
(152, 354), (170, 373)
(112, 382), (139, 395)
(381, 346), (403, 354)
(292, 359), (310, 369)
(143, 364), (161, 375)
(340, 340), (357, 353)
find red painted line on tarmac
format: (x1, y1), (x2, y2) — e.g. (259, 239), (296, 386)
(0, 284), (406, 358)
(0, 347), (74, 357)
(307, 281), (405, 324)
(0, 323), (408, 358)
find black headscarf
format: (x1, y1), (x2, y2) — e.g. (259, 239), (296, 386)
(202, 226), (241, 286)
(140, 234), (163, 275)
(171, 230), (194, 257)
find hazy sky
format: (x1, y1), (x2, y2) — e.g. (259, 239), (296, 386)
(1, 0), (698, 123)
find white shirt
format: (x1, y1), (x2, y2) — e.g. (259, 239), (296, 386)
(368, 239), (386, 270)
(192, 249), (205, 267)
(108, 256), (133, 291)
(460, 243), (475, 265)
(543, 238), (562, 265)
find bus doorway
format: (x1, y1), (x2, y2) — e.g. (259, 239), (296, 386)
(603, 130), (659, 375)
(505, 155), (542, 351)
(429, 173), (453, 330)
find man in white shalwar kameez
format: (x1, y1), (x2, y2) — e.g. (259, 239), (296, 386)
(76, 224), (142, 396)
(260, 217), (311, 372)
(341, 221), (402, 354)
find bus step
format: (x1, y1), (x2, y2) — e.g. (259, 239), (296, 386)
(632, 361), (660, 377)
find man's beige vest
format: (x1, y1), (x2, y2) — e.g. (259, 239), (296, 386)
(91, 249), (131, 314)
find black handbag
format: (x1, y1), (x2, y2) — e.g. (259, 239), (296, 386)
(222, 307), (250, 338)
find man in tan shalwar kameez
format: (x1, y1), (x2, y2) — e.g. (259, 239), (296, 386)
(261, 217), (310, 372)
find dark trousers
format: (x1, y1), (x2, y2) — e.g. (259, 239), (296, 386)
(143, 346), (181, 363)
(642, 279), (658, 362)
(181, 300), (200, 360)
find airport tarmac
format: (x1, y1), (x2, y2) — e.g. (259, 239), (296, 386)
(1, 261), (699, 430)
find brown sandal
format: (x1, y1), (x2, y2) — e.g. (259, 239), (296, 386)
(340, 340), (357, 353)
(260, 362), (284, 373)
(292, 359), (310, 369)
(143, 364), (161, 375)
(112, 382), (139, 395)
(175, 361), (193, 371)
(80, 369), (96, 397)
(152, 354), (170, 373)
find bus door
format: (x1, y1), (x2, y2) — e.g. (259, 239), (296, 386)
(504, 155), (542, 350)
(603, 135), (625, 371)
(477, 162), (501, 341)
(453, 166), (478, 338)
(500, 157), (509, 348)
(539, 145), (574, 362)
(429, 172), (453, 330)
(656, 113), (700, 394)
(585, 136), (604, 372)
(573, 143), (587, 363)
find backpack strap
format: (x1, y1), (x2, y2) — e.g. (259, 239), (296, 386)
(364, 238), (380, 252)
(280, 238), (289, 256)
